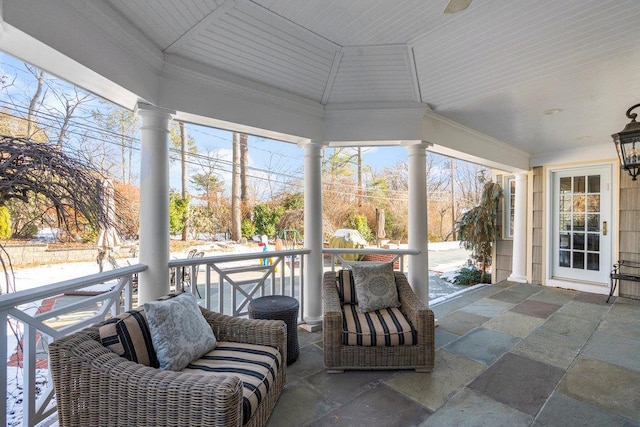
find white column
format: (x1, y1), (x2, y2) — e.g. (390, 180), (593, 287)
(136, 103), (174, 304)
(508, 172), (528, 283)
(405, 142), (430, 305)
(300, 140), (324, 329)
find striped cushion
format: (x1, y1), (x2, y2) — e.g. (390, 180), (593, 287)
(342, 304), (417, 347)
(98, 293), (180, 368)
(184, 342), (281, 425)
(336, 269), (358, 304)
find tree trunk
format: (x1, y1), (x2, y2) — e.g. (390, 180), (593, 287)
(26, 70), (44, 139)
(231, 132), (242, 241)
(180, 122), (188, 241)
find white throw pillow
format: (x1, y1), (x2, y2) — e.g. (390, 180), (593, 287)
(144, 292), (217, 371)
(350, 262), (400, 313)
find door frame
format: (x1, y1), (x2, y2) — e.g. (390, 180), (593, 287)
(544, 161), (619, 294)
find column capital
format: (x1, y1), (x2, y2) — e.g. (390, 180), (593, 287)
(401, 140), (432, 149)
(135, 102), (175, 116)
(297, 139), (327, 150)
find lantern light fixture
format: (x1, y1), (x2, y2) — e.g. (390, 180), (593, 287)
(612, 103), (640, 181)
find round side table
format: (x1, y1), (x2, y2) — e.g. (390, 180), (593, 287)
(248, 295), (299, 365)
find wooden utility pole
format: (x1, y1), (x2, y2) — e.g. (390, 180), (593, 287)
(231, 132), (242, 241)
(240, 133), (249, 216)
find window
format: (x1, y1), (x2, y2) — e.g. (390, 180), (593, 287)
(503, 176), (516, 239)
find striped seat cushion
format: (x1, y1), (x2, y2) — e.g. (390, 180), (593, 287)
(184, 342), (281, 425)
(98, 293), (180, 368)
(336, 269), (358, 304)
(342, 304), (417, 347)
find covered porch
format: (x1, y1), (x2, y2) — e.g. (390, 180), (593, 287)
(274, 282), (640, 425)
(2, 0), (640, 425)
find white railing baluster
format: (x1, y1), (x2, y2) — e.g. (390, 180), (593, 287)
(22, 323), (36, 426)
(1, 265), (146, 426)
(0, 309), (7, 427)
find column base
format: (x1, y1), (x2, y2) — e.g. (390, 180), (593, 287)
(507, 274), (528, 283)
(299, 323), (322, 332)
(300, 316), (323, 332)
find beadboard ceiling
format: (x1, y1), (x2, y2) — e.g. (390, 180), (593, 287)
(7, 0), (640, 159)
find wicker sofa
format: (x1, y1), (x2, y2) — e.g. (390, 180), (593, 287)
(323, 270), (435, 372)
(49, 304), (286, 427)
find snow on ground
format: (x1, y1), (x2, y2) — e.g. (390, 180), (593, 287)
(4, 241), (473, 426)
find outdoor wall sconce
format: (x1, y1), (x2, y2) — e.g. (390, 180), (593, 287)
(612, 103), (640, 181)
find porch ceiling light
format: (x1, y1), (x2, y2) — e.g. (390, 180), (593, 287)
(612, 103), (640, 181)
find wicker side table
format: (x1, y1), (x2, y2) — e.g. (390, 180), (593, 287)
(248, 295), (299, 364)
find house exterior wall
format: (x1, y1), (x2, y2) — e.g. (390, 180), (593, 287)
(494, 174), (513, 283)
(531, 167), (543, 285)
(619, 173), (640, 298)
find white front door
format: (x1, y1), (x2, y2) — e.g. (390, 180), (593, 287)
(551, 165), (612, 285)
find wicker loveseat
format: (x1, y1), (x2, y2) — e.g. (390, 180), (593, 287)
(323, 269), (435, 372)
(49, 302), (286, 427)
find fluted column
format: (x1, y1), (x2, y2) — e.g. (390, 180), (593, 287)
(300, 140), (325, 328)
(405, 141), (431, 305)
(136, 102), (174, 304)
(508, 172), (528, 283)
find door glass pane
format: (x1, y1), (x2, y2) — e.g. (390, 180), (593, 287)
(573, 215), (585, 231)
(560, 214), (571, 231)
(587, 214), (600, 232)
(587, 234), (600, 251)
(587, 195), (600, 212)
(559, 251), (571, 267)
(559, 195), (571, 212)
(574, 176), (585, 193)
(588, 175), (600, 193)
(573, 233), (585, 250)
(587, 253), (599, 271)
(560, 177), (572, 193)
(560, 234), (570, 249)
(573, 252), (585, 269)
(573, 195), (585, 212)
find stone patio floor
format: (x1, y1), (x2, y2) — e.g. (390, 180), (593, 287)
(267, 281), (640, 426)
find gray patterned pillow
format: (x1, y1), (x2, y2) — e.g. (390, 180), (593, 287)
(351, 262), (400, 313)
(144, 292), (217, 371)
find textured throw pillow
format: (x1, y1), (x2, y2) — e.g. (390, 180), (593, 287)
(144, 292), (217, 371)
(351, 262), (400, 313)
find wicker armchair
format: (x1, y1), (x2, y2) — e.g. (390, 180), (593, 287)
(49, 307), (286, 427)
(323, 270), (435, 372)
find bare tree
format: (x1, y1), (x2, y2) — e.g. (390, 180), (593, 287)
(25, 67), (45, 140)
(49, 86), (94, 150)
